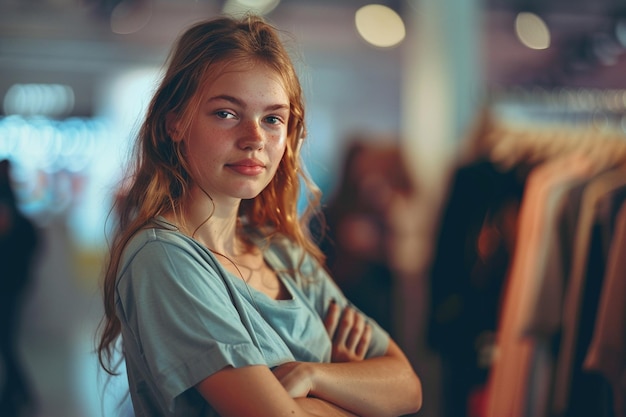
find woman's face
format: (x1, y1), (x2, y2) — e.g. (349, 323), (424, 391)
(172, 62), (290, 205)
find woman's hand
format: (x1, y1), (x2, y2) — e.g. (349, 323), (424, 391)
(324, 301), (372, 363)
(271, 302), (373, 400)
(272, 361), (314, 398)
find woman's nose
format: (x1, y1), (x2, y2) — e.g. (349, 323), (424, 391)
(238, 120), (264, 150)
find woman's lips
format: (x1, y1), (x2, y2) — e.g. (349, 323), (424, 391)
(226, 158), (265, 176)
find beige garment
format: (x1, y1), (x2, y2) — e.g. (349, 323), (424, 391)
(486, 153), (594, 417)
(583, 199), (626, 417)
(552, 169), (626, 414)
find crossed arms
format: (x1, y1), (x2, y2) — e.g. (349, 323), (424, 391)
(195, 302), (423, 417)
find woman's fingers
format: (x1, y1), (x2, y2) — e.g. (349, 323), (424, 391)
(355, 323), (372, 359)
(325, 301), (372, 362)
(344, 309), (365, 351)
(335, 306), (355, 347)
(324, 299), (341, 339)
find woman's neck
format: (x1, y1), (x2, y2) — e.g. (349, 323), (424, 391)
(175, 189), (245, 256)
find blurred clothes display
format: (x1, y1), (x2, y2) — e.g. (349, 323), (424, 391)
(0, 159), (39, 417)
(428, 157), (525, 417)
(428, 115), (626, 417)
(313, 138), (420, 337)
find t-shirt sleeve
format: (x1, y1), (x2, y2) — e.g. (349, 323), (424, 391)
(116, 237), (266, 410)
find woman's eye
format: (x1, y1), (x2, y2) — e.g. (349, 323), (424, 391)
(216, 110), (235, 119)
(265, 116), (282, 125)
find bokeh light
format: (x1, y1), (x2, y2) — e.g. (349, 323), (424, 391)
(355, 4), (406, 48)
(515, 12), (550, 50)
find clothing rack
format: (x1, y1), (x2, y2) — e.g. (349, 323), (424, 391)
(462, 110), (626, 169)
(428, 113), (626, 417)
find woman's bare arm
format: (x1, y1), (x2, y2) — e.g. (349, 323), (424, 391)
(195, 364), (361, 417)
(273, 340), (422, 417)
(296, 397), (359, 416)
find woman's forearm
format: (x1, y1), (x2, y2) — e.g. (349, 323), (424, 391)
(308, 341), (422, 417)
(296, 397), (360, 417)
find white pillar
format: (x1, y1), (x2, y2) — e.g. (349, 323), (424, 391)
(402, 0), (484, 193)
(397, 2), (484, 416)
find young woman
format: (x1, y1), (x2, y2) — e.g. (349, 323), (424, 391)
(97, 14), (422, 417)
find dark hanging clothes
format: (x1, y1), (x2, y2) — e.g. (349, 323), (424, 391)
(427, 158), (526, 417)
(562, 182), (626, 417)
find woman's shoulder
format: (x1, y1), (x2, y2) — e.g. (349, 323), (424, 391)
(121, 217), (205, 268)
(126, 217), (187, 248)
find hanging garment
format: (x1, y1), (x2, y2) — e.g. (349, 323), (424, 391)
(428, 158), (525, 417)
(583, 191), (626, 417)
(486, 153), (595, 417)
(553, 170), (626, 417)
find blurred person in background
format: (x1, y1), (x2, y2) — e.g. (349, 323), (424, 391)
(314, 138), (420, 338)
(0, 159), (39, 417)
(97, 15), (421, 417)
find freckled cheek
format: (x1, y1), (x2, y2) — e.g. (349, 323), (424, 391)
(265, 139), (287, 173)
(266, 129), (285, 148)
(183, 138), (223, 170)
(274, 137), (288, 159)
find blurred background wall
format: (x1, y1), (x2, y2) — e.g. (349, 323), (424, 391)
(1, 0), (625, 416)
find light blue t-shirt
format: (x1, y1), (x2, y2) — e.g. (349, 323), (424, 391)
(115, 217), (389, 417)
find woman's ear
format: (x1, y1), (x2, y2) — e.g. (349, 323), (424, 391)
(166, 112), (183, 142)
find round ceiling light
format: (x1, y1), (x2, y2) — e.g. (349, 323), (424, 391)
(355, 4), (406, 48)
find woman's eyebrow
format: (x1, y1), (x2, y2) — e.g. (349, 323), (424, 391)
(207, 94), (243, 106)
(207, 94), (289, 111)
